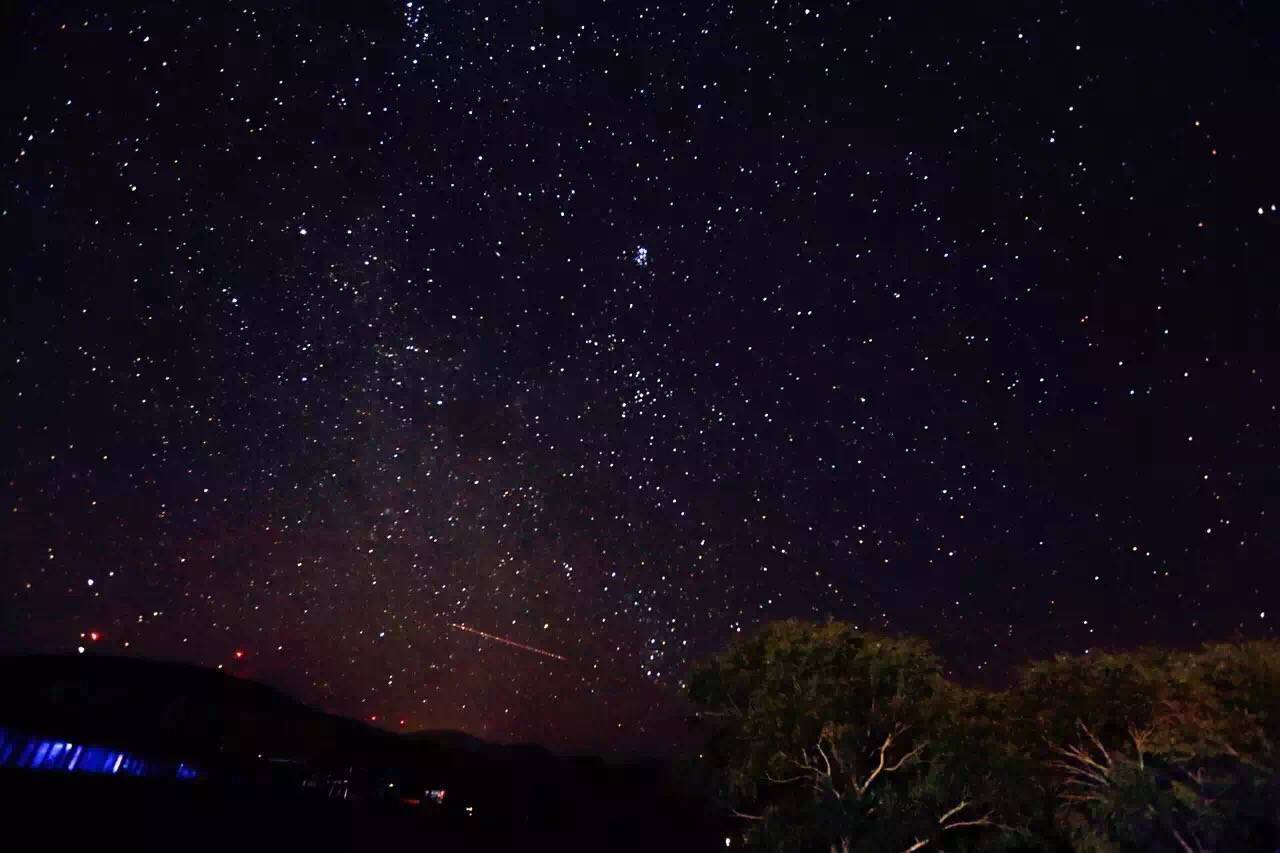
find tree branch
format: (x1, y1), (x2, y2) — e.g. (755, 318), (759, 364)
(815, 737), (834, 780)
(936, 800), (970, 824)
(788, 753), (824, 777)
(856, 732), (893, 795)
(1077, 720), (1110, 766)
(1053, 743), (1112, 777)
(1047, 759), (1111, 789)
(942, 814), (995, 832)
(1171, 827), (1195, 853)
(855, 727), (924, 796)
(1129, 725), (1151, 770)
(885, 741), (926, 773)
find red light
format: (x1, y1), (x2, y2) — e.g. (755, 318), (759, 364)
(88, 631), (101, 642)
(233, 650), (245, 660)
(399, 719), (407, 726)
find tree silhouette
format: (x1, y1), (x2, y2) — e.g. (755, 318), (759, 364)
(689, 621), (1279, 852)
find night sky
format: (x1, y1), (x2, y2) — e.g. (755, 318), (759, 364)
(4, 2), (1278, 753)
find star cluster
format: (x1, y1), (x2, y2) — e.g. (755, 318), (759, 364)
(4, 2), (1277, 752)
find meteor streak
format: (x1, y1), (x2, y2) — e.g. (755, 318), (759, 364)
(447, 622), (568, 662)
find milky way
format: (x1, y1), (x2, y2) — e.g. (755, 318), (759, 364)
(4, 2), (1277, 752)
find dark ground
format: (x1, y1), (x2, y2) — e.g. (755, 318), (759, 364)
(2, 771), (470, 851)
(1, 771), (721, 852)
(0, 655), (727, 852)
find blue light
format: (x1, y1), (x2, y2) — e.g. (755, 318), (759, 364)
(0, 727), (199, 781)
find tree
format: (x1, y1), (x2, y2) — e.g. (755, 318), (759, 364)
(689, 623), (1280, 852)
(1011, 641), (1280, 852)
(687, 621), (1019, 853)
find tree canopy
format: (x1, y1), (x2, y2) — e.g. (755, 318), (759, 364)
(688, 621), (1279, 853)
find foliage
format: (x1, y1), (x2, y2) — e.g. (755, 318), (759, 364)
(1014, 641), (1280, 852)
(688, 621), (1020, 852)
(688, 621), (1280, 853)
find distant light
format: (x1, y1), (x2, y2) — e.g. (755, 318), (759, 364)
(77, 646), (85, 654)
(233, 650), (245, 660)
(88, 631), (100, 642)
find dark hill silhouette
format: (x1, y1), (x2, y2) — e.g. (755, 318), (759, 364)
(0, 654), (385, 765)
(0, 654), (723, 852)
